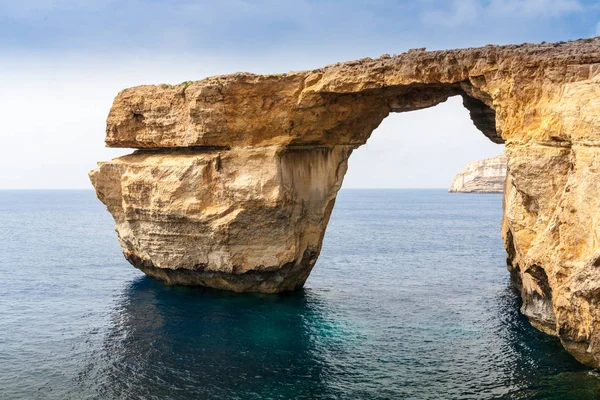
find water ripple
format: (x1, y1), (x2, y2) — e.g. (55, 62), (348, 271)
(1, 190), (599, 399)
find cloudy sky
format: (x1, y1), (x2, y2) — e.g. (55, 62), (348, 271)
(1, 0), (599, 189)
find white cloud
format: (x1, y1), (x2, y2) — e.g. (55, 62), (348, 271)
(421, 0), (584, 28)
(488, 0), (583, 18)
(0, 0), (110, 19)
(421, 0), (480, 28)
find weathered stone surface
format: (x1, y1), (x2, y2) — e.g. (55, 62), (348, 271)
(449, 154), (507, 193)
(91, 38), (600, 368)
(90, 146), (351, 293)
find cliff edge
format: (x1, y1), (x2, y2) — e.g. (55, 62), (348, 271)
(449, 154), (506, 193)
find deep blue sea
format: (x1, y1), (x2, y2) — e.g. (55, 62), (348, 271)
(1, 189), (599, 399)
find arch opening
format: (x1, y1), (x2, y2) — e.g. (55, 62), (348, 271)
(342, 94), (504, 189)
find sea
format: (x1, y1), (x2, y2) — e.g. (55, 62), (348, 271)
(1, 189), (599, 400)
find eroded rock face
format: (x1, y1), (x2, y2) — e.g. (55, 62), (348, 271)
(91, 38), (600, 368)
(449, 154), (507, 193)
(90, 146), (351, 292)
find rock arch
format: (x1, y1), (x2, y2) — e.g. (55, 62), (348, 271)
(91, 38), (600, 368)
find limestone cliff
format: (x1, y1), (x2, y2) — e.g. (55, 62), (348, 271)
(91, 38), (600, 368)
(449, 154), (506, 193)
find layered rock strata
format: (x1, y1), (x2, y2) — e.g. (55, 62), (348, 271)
(449, 154), (507, 193)
(91, 38), (600, 368)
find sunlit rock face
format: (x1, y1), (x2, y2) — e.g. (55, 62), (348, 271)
(449, 154), (507, 193)
(91, 38), (600, 368)
(90, 146), (351, 293)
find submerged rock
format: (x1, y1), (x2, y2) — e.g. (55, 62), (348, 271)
(91, 38), (600, 368)
(449, 154), (507, 193)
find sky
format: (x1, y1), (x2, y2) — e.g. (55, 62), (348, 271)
(1, 0), (600, 189)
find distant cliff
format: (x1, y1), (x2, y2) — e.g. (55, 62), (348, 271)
(449, 154), (507, 193)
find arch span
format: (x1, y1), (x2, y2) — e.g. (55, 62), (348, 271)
(91, 38), (600, 368)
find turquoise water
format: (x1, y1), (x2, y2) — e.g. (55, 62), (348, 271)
(1, 189), (599, 399)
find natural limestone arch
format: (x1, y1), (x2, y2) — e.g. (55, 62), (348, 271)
(91, 38), (600, 368)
